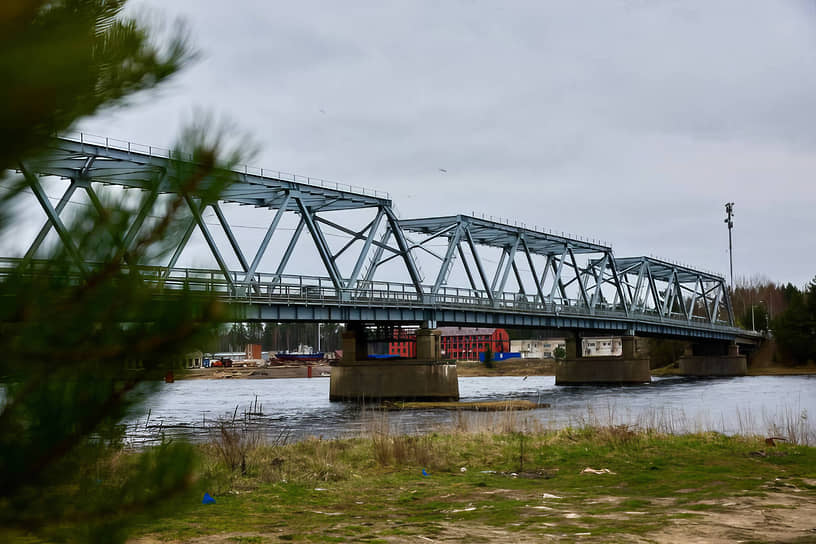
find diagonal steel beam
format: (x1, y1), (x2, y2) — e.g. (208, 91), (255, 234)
(549, 249), (568, 303)
(567, 247), (590, 308)
(491, 249), (508, 293)
(521, 237), (545, 304)
(274, 216), (305, 280)
(315, 215), (399, 255)
(347, 207), (385, 288)
(457, 244), (478, 290)
(121, 184), (161, 253)
(212, 202), (249, 272)
(244, 192), (291, 285)
(23, 179), (79, 264)
(184, 195), (234, 287)
(496, 234), (521, 295)
(511, 260), (526, 295)
(465, 227), (494, 302)
(363, 224), (391, 283)
(646, 265), (664, 320)
(433, 223), (464, 294)
(164, 217), (196, 278)
(606, 255), (629, 316)
(631, 260), (647, 312)
(296, 197), (343, 290)
(590, 253), (609, 309)
(383, 207), (423, 296)
(83, 180), (130, 258)
(19, 167), (88, 275)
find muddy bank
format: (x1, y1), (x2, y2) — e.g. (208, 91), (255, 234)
(181, 365), (332, 380)
(456, 358), (555, 377)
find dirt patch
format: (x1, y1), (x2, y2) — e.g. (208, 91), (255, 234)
(648, 491), (816, 543)
(456, 358), (555, 377)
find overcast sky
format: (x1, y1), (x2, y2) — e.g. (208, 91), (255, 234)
(77, 0), (816, 287)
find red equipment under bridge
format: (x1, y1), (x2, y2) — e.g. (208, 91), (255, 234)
(9, 134), (746, 341)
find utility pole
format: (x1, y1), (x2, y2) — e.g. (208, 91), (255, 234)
(724, 202), (735, 291)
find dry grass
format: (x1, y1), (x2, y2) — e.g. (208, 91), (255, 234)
(383, 399), (542, 411)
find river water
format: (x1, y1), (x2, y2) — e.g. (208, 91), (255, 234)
(124, 375), (816, 445)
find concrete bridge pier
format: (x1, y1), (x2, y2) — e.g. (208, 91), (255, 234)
(677, 342), (746, 377)
(329, 325), (459, 401)
(555, 335), (651, 385)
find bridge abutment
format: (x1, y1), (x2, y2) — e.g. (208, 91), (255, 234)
(677, 342), (746, 377)
(330, 326), (459, 401)
(555, 336), (651, 385)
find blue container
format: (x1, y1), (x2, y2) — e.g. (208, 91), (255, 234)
(479, 352), (522, 362)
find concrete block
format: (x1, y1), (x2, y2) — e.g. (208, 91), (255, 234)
(330, 359), (459, 401)
(555, 357), (651, 385)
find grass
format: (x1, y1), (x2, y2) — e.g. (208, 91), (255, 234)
(381, 400), (543, 411)
(125, 416), (816, 543)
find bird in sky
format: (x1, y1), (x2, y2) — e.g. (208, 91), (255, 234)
(438, 168), (447, 173)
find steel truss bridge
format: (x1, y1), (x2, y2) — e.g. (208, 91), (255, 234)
(9, 134), (750, 341)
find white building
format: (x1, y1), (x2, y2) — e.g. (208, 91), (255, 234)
(581, 337), (622, 357)
(510, 339), (566, 359)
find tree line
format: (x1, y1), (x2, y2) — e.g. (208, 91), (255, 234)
(731, 275), (816, 365)
(215, 322), (345, 353)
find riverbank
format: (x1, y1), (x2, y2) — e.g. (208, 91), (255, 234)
(181, 365), (332, 380)
(177, 359), (554, 380)
(456, 358), (555, 376)
(652, 362), (816, 377)
(180, 359), (816, 380)
(127, 423), (816, 543)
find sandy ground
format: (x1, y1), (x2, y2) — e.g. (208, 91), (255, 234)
(131, 486), (816, 543)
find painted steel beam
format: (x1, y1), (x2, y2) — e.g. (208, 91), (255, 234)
(295, 197), (343, 290)
(22, 179), (79, 264)
(244, 192), (291, 285)
(347, 207), (385, 288)
(19, 167), (88, 275)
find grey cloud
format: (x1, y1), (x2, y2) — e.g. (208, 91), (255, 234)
(79, 0), (816, 286)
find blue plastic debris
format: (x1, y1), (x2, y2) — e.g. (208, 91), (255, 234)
(202, 492), (216, 504)
(422, 469), (430, 477)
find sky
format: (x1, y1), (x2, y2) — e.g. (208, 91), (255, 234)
(73, 0), (816, 287)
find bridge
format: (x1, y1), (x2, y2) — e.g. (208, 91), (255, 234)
(9, 133), (759, 398)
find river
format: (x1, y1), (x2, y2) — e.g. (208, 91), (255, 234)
(123, 375), (816, 446)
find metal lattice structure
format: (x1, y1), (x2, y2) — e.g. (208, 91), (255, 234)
(613, 257), (735, 326)
(5, 134), (747, 340)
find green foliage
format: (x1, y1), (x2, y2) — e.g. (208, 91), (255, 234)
(483, 344), (494, 368)
(0, 2), (243, 542)
(0, 0), (192, 169)
(552, 345), (566, 361)
(772, 278), (816, 364)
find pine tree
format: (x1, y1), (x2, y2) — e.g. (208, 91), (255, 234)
(0, 2), (243, 542)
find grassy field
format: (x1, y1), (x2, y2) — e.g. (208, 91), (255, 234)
(123, 416), (816, 543)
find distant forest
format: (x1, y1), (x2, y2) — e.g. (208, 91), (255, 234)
(731, 275), (816, 365)
(213, 322), (345, 354)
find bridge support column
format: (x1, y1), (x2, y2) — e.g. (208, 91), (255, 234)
(556, 335), (651, 385)
(330, 327), (459, 401)
(677, 342), (746, 377)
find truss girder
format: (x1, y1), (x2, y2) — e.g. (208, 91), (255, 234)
(37, 138), (390, 212)
(14, 135), (738, 333)
(612, 257), (733, 326)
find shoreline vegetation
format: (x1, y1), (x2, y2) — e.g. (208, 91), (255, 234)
(111, 413), (816, 543)
(182, 358), (816, 380)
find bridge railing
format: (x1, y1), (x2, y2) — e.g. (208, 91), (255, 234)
(61, 132), (391, 199)
(0, 258), (739, 333)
